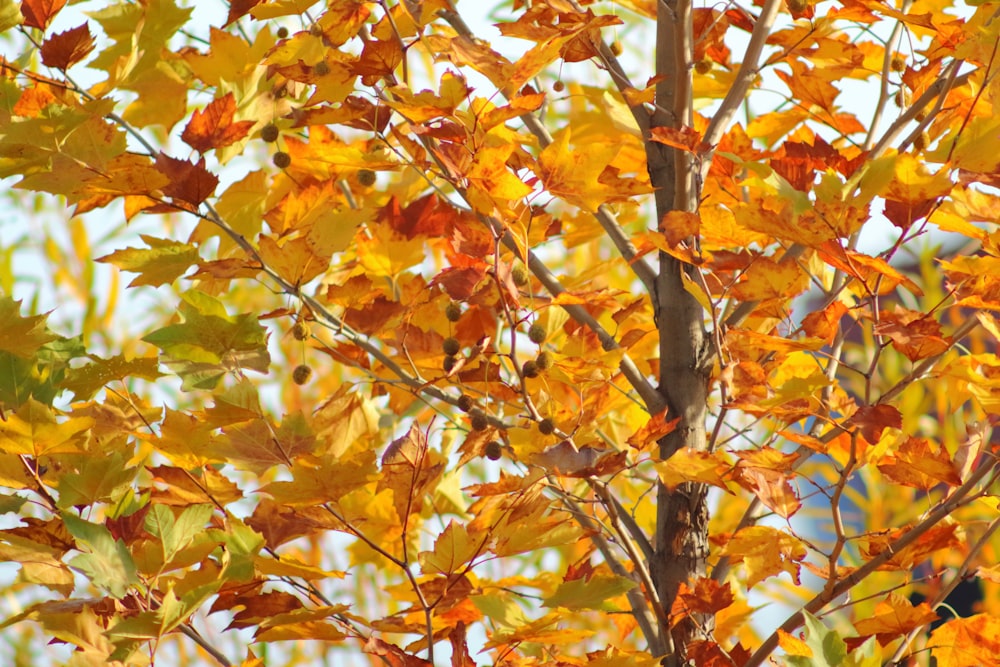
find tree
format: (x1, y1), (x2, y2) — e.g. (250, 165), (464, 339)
(1, 0), (1000, 664)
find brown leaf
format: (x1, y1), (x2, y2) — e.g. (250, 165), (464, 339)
(154, 153), (220, 209)
(39, 24), (94, 70)
(363, 637), (433, 667)
(849, 404), (902, 444)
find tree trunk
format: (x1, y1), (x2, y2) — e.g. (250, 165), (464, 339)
(649, 0), (713, 662)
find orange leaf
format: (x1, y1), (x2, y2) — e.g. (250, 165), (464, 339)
(800, 301), (848, 344)
(39, 24), (94, 70)
(660, 210), (700, 247)
(657, 448), (732, 491)
(872, 307), (951, 361)
(650, 126), (709, 153)
(627, 409), (680, 449)
(674, 578), (735, 617)
(351, 39), (403, 85)
(721, 526), (807, 588)
(21, 0), (65, 29)
(181, 93), (255, 153)
(853, 592), (938, 646)
(877, 437), (962, 490)
(929, 614), (1000, 667)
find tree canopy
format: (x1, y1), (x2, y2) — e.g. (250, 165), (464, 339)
(3, 0), (1000, 665)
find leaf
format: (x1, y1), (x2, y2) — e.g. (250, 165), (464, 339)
(0, 398), (92, 457)
(929, 614), (1000, 667)
(97, 235), (201, 287)
(62, 512), (139, 598)
(784, 612), (848, 667)
(39, 23), (95, 70)
(657, 448), (731, 491)
(627, 409), (681, 449)
(853, 593), (938, 645)
(142, 290), (270, 390)
(418, 521), (482, 575)
(60, 352), (164, 401)
(848, 404), (902, 444)
(722, 526), (807, 588)
(877, 437), (962, 490)
(0, 4), (25, 33)
(144, 504), (213, 564)
(0, 297), (59, 358)
(153, 153), (219, 209)
(19, 0), (61, 29)
(543, 573), (636, 611)
(181, 93), (255, 153)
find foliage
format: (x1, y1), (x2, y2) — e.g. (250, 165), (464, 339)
(2, 0), (1000, 665)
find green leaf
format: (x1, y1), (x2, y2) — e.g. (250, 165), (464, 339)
(0, 297), (58, 358)
(144, 503), (213, 564)
(60, 352), (164, 401)
(542, 574), (636, 611)
(63, 512), (139, 598)
(97, 235), (201, 288)
(142, 290), (270, 390)
(216, 516), (264, 581)
(56, 450), (137, 509)
(786, 611), (848, 667)
(0, 493), (27, 514)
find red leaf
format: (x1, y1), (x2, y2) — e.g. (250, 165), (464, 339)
(39, 24), (94, 70)
(181, 93), (255, 153)
(883, 197), (936, 230)
(224, 0), (263, 27)
(154, 153), (220, 209)
(849, 404), (902, 444)
(431, 265), (487, 300)
(21, 0), (66, 29)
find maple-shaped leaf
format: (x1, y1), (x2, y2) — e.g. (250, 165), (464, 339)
(62, 512), (139, 598)
(877, 436), (962, 490)
(673, 578), (735, 617)
(153, 153), (219, 210)
(929, 614), (1000, 667)
(418, 520), (482, 576)
(0, 398), (92, 457)
(872, 307), (951, 361)
(722, 526), (807, 588)
(39, 23), (94, 70)
(351, 38), (403, 85)
(848, 404), (902, 444)
(97, 235), (200, 288)
(531, 440), (627, 478)
(627, 409), (681, 449)
(860, 523), (959, 570)
(657, 448), (732, 491)
(853, 592), (938, 646)
(20, 0), (62, 29)
(363, 637), (433, 667)
(784, 612), (848, 667)
(224, 0), (263, 26)
(142, 290), (270, 390)
(543, 573), (636, 611)
(261, 449), (378, 506)
(378, 424), (445, 522)
(0, 297), (59, 358)
(56, 450), (139, 509)
(181, 93), (255, 153)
